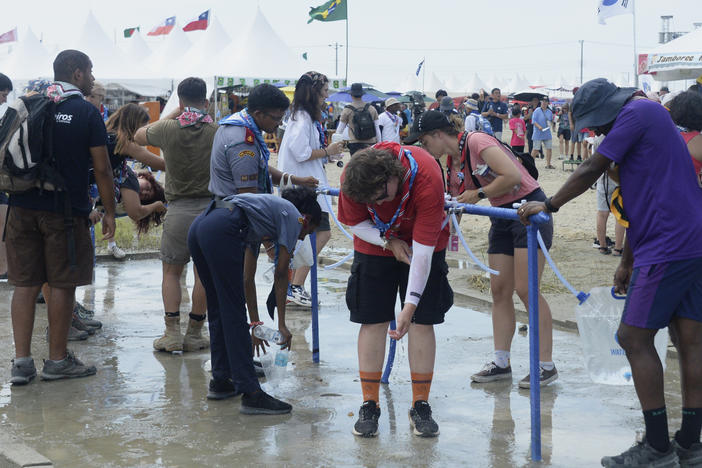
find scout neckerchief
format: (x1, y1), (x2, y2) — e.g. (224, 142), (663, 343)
(446, 132), (469, 194)
(314, 120), (326, 150)
(45, 81), (84, 103)
(177, 107), (213, 128)
(385, 110), (399, 125)
(366, 146), (418, 239)
(219, 108), (272, 194)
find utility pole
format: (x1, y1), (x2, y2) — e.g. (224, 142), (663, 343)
(328, 42), (343, 77)
(579, 40), (584, 85)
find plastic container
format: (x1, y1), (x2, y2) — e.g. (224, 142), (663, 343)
(260, 347), (289, 387)
(575, 286), (669, 385)
(329, 133), (345, 167)
(252, 325), (284, 345)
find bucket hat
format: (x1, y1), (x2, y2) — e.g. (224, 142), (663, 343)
(572, 78), (636, 132)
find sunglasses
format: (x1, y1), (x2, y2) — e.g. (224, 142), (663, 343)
(373, 181), (389, 203)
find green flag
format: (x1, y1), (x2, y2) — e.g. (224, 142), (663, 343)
(123, 27), (140, 38)
(307, 0), (347, 24)
(302, 52), (308, 60)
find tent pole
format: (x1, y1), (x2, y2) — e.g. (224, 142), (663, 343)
(345, 17), (348, 85)
(632, 0), (638, 87)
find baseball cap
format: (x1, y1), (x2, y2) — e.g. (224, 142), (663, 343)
(404, 110), (452, 144)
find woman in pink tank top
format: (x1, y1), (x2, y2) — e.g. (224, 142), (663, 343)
(668, 91), (702, 186)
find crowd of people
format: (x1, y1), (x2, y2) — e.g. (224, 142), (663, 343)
(3, 48), (702, 466)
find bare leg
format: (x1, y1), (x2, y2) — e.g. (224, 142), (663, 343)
(614, 221), (625, 251)
(292, 230), (331, 287)
(408, 323), (436, 374)
(358, 322), (389, 372)
(669, 317), (702, 407)
(514, 250), (552, 362)
(162, 262), (185, 313)
(545, 148), (552, 167)
(0, 204), (7, 274)
(488, 254), (517, 353)
(11, 285), (41, 358)
(47, 286), (76, 360)
(617, 323), (665, 410)
(191, 264), (207, 317)
(597, 210), (609, 249)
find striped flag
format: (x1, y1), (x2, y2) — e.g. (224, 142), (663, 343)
(123, 27), (140, 38)
(183, 10), (209, 32)
(0, 27), (17, 44)
(148, 16), (176, 36)
(597, 0), (633, 25)
(416, 58), (425, 77)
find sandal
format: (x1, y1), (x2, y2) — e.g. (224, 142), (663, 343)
(599, 246), (611, 255)
(545, 165), (555, 169)
(612, 248), (623, 257)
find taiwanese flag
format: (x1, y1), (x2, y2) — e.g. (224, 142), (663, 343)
(147, 16), (176, 36)
(183, 10), (209, 32)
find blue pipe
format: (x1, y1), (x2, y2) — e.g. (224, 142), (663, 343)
(310, 232), (320, 363)
(450, 212), (499, 276)
(527, 224), (542, 461)
(381, 321), (397, 384)
(537, 231), (590, 304)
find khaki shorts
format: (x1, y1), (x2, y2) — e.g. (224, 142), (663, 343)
(161, 197), (211, 265)
(6, 206), (94, 288)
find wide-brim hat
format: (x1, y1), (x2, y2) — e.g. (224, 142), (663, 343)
(404, 110), (452, 144)
(385, 97), (400, 108)
(464, 98), (479, 111)
(350, 82), (364, 97)
(572, 78), (637, 132)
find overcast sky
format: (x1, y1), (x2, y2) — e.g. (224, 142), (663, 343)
(1, 0), (700, 91)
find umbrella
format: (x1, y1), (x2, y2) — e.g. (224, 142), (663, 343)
(396, 92), (436, 104)
(327, 86), (390, 103)
(511, 88), (549, 102)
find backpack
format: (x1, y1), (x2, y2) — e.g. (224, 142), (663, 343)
(0, 93), (65, 193)
(468, 112), (493, 136)
(461, 132), (538, 189)
(346, 103), (376, 140)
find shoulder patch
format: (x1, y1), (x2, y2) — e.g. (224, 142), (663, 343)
(238, 150), (256, 158)
(245, 128), (256, 145)
(297, 216), (305, 225)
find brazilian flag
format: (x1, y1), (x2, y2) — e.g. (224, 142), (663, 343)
(307, 0), (347, 23)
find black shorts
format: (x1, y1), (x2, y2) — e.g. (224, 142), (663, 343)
(557, 128), (571, 140)
(316, 212), (331, 232)
(487, 189), (554, 256)
(347, 142), (371, 156)
(346, 249), (453, 325)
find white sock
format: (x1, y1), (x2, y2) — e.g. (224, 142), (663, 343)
(540, 361), (555, 371)
(108, 240), (116, 248)
(494, 350), (510, 368)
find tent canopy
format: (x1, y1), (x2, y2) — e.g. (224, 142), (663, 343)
(643, 28), (702, 81)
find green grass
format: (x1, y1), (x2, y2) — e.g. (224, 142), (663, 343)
(94, 216), (162, 253)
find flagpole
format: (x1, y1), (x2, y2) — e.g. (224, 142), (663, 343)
(632, 0), (638, 87)
(345, 15), (349, 85)
(422, 57), (426, 94)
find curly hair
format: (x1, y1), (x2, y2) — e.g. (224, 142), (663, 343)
(135, 170), (166, 235)
(341, 147), (406, 204)
(281, 186), (322, 227)
(105, 104), (150, 155)
(669, 91), (702, 131)
(292, 71), (329, 122)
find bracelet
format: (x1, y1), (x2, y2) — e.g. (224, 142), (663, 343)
(544, 197), (559, 213)
(249, 321), (264, 329)
(323, 147), (329, 158)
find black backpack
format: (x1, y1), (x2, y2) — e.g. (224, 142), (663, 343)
(346, 103), (376, 140)
(0, 93), (66, 193)
(501, 142), (539, 181)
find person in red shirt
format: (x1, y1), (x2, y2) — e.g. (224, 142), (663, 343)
(408, 110), (557, 389)
(508, 106), (526, 152)
(337, 142), (452, 438)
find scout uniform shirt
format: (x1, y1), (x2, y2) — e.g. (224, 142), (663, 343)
(209, 125), (266, 197)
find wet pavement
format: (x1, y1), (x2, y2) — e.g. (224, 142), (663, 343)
(0, 258), (685, 467)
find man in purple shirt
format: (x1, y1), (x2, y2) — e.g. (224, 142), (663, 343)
(519, 78), (702, 467)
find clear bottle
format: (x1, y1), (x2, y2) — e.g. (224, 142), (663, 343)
(274, 348), (289, 368)
(252, 325), (284, 345)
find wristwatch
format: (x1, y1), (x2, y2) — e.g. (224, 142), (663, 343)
(544, 196), (559, 213)
(477, 188), (486, 199)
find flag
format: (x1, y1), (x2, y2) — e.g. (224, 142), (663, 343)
(302, 52), (308, 61)
(123, 27), (140, 38)
(148, 16), (176, 36)
(307, 0), (347, 24)
(416, 58), (425, 77)
(0, 28), (17, 44)
(597, 0), (633, 25)
(183, 10), (209, 32)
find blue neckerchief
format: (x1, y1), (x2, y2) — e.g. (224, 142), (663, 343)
(219, 108), (272, 193)
(314, 120), (326, 149)
(367, 148), (418, 238)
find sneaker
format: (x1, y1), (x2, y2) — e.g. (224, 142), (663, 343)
(73, 304), (102, 329)
(518, 366), (559, 389)
(240, 390), (292, 415)
(107, 243), (126, 259)
(672, 435), (702, 467)
(47, 325), (89, 342)
(40, 350), (97, 381)
(601, 439), (679, 467)
(352, 400), (381, 437)
(72, 313), (97, 336)
(207, 378), (241, 400)
(75, 302), (95, 319)
(10, 357), (37, 385)
(471, 361), (512, 383)
(592, 237), (615, 248)
(408, 400), (440, 437)
(287, 285), (312, 308)
(577, 155), (582, 161)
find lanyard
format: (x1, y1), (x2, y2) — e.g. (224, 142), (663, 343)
(366, 148), (418, 238)
(447, 132), (468, 193)
(385, 111), (398, 125)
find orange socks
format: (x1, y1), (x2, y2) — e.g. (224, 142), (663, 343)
(411, 372), (433, 403)
(359, 371), (382, 403)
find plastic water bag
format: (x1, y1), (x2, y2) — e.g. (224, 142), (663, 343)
(575, 286), (669, 385)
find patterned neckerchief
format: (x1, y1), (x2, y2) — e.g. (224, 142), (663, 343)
(446, 132), (467, 193)
(45, 81), (84, 103)
(176, 107), (213, 128)
(366, 146), (418, 239)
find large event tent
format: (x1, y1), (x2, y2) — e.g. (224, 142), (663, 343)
(642, 28), (702, 82)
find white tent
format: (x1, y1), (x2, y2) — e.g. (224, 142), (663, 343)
(424, 73), (445, 95)
(397, 74), (421, 93)
(644, 28), (702, 81)
(444, 73), (466, 95)
(147, 26), (193, 78)
(179, 16), (233, 77)
(1, 27), (52, 81)
(463, 73), (487, 94)
(124, 31), (152, 63)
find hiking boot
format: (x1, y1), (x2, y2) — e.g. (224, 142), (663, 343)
(352, 400), (381, 438)
(207, 378), (241, 400)
(153, 315), (183, 352)
(74, 303), (101, 328)
(72, 313), (98, 335)
(240, 390), (292, 415)
(672, 435), (702, 467)
(287, 285), (312, 308)
(107, 243), (126, 259)
(471, 361), (512, 383)
(10, 357), (37, 385)
(47, 325), (89, 342)
(40, 350), (97, 381)
(75, 301), (95, 319)
(518, 366), (559, 389)
(601, 439), (679, 467)
(409, 400), (440, 437)
(182, 317), (209, 352)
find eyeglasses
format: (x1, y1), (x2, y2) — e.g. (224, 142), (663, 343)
(372, 181), (389, 203)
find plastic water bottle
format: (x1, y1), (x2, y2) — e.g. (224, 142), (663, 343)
(252, 325), (284, 345)
(329, 132), (345, 167)
(274, 348), (289, 368)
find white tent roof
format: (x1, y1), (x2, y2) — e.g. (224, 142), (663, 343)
(397, 74), (421, 93)
(70, 12), (136, 80)
(146, 25), (193, 78)
(124, 31), (152, 63)
(463, 73), (487, 94)
(444, 73), (466, 95)
(2, 27), (52, 81)
(179, 17), (233, 77)
(424, 72), (445, 94)
(645, 28), (702, 81)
